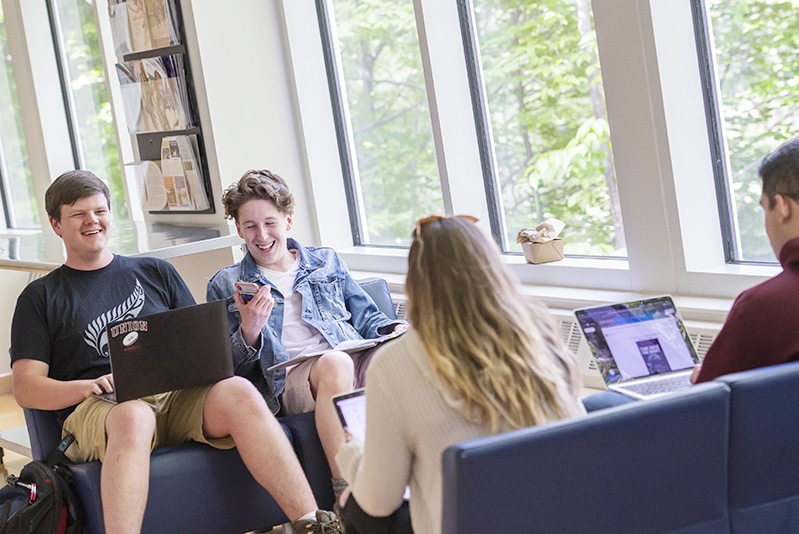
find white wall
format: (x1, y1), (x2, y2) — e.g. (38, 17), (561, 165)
(167, 247), (237, 303)
(183, 0), (317, 246)
(0, 270), (34, 392)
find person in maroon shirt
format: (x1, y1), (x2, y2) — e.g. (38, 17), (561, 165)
(693, 137), (799, 383)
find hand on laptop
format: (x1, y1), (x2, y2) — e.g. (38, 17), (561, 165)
(690, 364), (702, 384)
(89, 373), (114, 397)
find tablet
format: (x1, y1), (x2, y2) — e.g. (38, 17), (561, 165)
(332, 388), (412, 501)
(332, 388), (366, 440)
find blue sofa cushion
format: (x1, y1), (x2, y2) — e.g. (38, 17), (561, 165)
(442, 382), (731, 534)
(71, 441), (289, 534)
(717, 361), (799, 533)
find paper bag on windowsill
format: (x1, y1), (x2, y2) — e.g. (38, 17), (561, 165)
(517, 219), (565, 264)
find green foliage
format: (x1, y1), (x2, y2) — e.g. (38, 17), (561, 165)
(55, 0), (128, 221)
(332, 0), (443, 245)
(332, 0), (619, 252)
(473, 0), (620, 255)
(332, 0), (792, 261)
(523, 117), (618, 254)
(708, 0), (799, 261)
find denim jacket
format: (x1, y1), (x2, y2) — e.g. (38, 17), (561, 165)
(206, 238), (402, 413)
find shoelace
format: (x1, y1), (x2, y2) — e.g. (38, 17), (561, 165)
(319, 516), (341, 534)
(301, 515), (342, 534)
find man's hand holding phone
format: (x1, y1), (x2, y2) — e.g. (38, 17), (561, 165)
(235, 281), (260, 302)
(235, 281), (274, 347)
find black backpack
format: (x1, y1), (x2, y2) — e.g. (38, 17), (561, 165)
(0, 434), (83, 534)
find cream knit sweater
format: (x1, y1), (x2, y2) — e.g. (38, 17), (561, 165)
(336, 329), (585, 534)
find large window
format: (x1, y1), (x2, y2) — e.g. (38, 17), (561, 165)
(467, 0), (623, 256)
(323, 0), (443, 246)
(49, 0), (128, 220)
(0, 4), (36, 229)
(697, 0), (799, 263)
(322, 0), (622, 255)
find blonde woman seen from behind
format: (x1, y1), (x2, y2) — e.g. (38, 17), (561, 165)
(335, 215), (586, 534)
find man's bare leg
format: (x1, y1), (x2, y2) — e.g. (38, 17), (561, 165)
(102, 400), (156, 534)
(309, 352), (354, 479)
(202, 377), (317, 522)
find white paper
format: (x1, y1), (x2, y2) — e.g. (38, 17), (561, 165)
(138, 161), (167, 210)
(161, 138), (193, 209)
(108, 2), (132, 56)
(267, 329), (406, 372)
(176, 135), (209, 210)
(127, 0), (152, 51)
(516, 217), (566, 244)
(144, 0), (171, 49)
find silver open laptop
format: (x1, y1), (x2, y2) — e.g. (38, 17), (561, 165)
(573, 295), (701, 400)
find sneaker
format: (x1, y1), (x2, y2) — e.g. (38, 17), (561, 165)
(291, 510), (342, 534)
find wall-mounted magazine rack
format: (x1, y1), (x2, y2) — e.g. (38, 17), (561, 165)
(131, 133), (212, 213)
(109, 0), (215, 215)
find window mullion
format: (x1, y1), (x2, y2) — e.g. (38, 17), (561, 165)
(413, 0), (493, 233)
(593, 0), (679, 293)
(3, 0), (75, 229)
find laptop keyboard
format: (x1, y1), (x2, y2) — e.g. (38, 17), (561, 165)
(618, 374), (692, 396)
(95, 392), (118, 404)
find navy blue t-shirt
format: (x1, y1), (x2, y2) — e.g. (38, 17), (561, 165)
(10, 255), (195, 422)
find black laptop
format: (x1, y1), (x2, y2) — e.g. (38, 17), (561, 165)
(101, 300), (233, 402)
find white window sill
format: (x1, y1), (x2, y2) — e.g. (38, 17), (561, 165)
(341, 246), (768, 325)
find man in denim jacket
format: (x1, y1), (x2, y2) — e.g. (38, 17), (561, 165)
(207, 169), (405, 501)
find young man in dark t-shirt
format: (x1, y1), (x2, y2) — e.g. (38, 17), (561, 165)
(10, 171), (342, 534)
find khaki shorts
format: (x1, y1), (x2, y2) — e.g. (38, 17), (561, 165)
(62, 386), (235, 463)
(282, 347), (375, 415)
(282, 357), (317, 415)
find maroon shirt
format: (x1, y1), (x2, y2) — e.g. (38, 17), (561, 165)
(695, 237), (799, 383)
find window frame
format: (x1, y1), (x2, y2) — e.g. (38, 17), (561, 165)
(44, 0), (82, 171)
(455, 0), (509, 248)
(689, 0), (740, 263)
(2, 0), (76, 228)
(313, 0), (366, 245)
(282, 0), (778, 304)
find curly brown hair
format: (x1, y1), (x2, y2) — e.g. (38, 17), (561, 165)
(222, 169), (295, 221)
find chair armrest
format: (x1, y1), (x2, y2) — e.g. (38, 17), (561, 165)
(357, 277), (397, 320)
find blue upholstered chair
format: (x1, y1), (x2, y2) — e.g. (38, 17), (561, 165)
(357, 276), (398, 321)
(25, 397), (326, 533)
(23, 277), (396, 533)
(715, 361), (799, 533)
(441, 382), (732, 534)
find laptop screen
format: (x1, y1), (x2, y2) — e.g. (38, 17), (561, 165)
(574, 296), (700, 385)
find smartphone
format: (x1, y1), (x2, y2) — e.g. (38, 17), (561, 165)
(235, 281), (260, 302)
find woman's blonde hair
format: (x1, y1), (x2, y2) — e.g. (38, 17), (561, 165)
(407, 216), (582, 431)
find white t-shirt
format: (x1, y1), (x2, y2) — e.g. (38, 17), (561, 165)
(258, 252), (331, 359)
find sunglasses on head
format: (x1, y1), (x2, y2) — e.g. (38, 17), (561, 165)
(413, 214), (479, 242)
